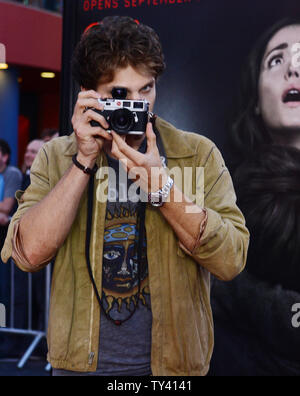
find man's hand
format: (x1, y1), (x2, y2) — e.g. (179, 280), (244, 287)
(0, 213), (9, 226)
(72, 90), (113, 166)
(110, 122), (168, 193)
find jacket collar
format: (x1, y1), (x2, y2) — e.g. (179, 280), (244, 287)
(155, 117), (197, 159)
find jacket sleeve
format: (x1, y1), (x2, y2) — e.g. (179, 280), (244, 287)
(179, 144), (250, 281)
(1, 146), (52, 272)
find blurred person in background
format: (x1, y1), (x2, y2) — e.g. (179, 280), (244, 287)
(21, 139), (44, 190)
(210, 19), (300, 376)
(0, 138), (46, 359)
(0, 139), (22, 229)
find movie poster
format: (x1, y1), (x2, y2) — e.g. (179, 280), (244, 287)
(61, 0), (300, 149)
(61, 0), (300, 376)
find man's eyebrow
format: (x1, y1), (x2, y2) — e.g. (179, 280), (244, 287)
(264, 43), (288, 60)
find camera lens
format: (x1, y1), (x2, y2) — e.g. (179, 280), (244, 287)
(110, 109), (134, 135)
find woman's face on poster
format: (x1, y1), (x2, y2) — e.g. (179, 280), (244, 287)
(258, 25), (300, 134)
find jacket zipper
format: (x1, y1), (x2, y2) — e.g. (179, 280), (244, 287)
(88, 352), (95, 365)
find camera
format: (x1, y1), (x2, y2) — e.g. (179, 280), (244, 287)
(90, 98), (150, 136)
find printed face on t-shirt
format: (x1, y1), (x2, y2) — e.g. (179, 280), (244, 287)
(103, 223), (148, 294)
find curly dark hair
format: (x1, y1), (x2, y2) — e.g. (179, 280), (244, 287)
(72, 16), (166, 90)
(234, 145), (300, 292)
(229, 18), (300, 168)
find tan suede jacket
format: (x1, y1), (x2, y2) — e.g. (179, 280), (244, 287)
(1, 117), (249, 376)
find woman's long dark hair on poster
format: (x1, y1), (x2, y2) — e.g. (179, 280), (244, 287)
(228, 18), (300, 293)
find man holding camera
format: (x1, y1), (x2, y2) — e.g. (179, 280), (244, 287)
(1, 16), (249, 376)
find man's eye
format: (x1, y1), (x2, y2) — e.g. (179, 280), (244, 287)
(141, 84), (152, 93)
(268, 55), (283, 68)
(104, 251), (121, 260)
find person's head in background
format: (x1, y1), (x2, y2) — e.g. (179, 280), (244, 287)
(229, 19), (300, 293)
(0, 139), (11, 173)
(230, 18), (300, 164)
(40, 128), (59, 142)
(23, 140), (44, 172)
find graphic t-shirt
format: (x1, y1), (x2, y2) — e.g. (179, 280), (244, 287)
(96, 142), (152, 376)
(102, 194), (150, 321)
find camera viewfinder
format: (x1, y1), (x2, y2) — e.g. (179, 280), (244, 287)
(112, 87), (127, 100)
(133, 102), (144, 109)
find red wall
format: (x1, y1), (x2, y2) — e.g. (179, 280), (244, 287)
(0, 1), (62, 71)
(38, 92), (60, 134)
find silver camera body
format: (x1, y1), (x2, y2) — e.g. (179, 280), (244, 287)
(91, 98), (150, 135)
